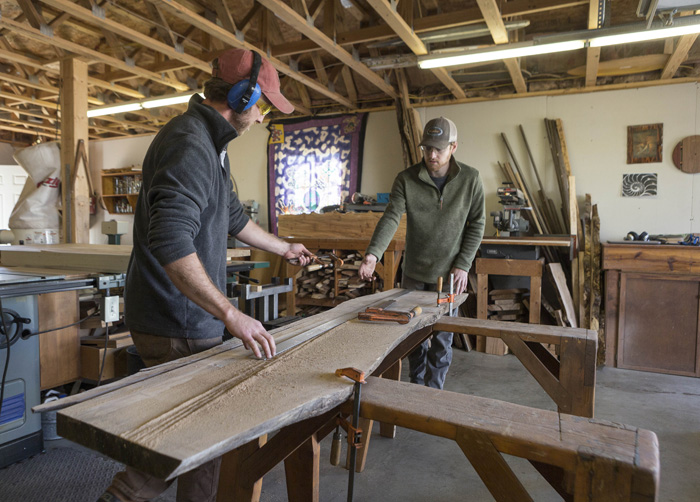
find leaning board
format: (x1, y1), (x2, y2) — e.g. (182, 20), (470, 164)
(53, 289), (460, 480)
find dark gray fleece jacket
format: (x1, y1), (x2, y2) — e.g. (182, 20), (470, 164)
(125, 94), (249, 339)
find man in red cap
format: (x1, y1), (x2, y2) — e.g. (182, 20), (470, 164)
(98, 48), (313, 502)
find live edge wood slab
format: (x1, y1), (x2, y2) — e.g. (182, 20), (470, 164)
(45, 289), (461, 481)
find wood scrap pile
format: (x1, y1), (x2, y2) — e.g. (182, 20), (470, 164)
(483, 119), (602, 358)
(487, 289), (529, 322)
(295, 250), (378, 316)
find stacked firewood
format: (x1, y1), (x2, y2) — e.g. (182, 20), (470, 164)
(487, 289), (529, 322)
(295, 251), (379, 308)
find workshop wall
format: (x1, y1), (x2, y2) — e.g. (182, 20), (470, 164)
(88, 135), (154, 245)
(86, 82), (700, 244)
(420, 82), (700, 243)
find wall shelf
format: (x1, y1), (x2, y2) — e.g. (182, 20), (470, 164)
(101, 167), (142, 214)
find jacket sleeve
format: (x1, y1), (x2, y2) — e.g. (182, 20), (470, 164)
(452, 172), (485, 272)
(146, 132), (213, 266)
(365, 174), (406, 259)
(225, 155), (251, 236)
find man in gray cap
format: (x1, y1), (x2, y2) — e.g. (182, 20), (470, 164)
(359, 116), (485, 389)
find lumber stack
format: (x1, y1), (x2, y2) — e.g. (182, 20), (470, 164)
(294, 250), (377, 315)
(487, 288), (528, 322)
(492, 120), (602, 357)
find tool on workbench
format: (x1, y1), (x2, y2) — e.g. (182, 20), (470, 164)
(334, 367), (366, 502)
(288, 252), (344, 271)
(357, 300), (422, 324)
(490, 182), (531, 237)
(436, 274), (456, 317)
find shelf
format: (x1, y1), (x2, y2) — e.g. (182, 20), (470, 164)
(101, 168), (142, 214)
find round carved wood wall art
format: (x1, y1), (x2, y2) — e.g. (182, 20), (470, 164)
(672, 136), (700, 173)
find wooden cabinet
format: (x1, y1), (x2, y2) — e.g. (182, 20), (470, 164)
(603, 243), (700, 377)
(101, 167), (142, 214)
(278, 213), (406, 315)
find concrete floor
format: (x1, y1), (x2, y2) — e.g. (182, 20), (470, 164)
(12, 348), (700, 501)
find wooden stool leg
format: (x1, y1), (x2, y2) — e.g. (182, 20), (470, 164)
(217, 435), (267, 502)
(284, 433), (320, 502)
(476, 271), (488, 352)
(379, 360), (401, 438)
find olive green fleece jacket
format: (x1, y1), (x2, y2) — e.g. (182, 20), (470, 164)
(366, 157), (485, 284)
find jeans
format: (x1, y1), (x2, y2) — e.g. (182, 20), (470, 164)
(104, 332), (223, 502)
(402, 275), (453, 390)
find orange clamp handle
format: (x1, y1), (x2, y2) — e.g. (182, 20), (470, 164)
(335, 367), (366, 384)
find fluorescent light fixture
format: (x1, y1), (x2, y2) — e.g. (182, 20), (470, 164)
(418, 14), (700, 69)
(87, 103), (142, 117)
(590, 22), (700, 47)
(419, 40), (586, 69)
(87, 92), (202, 118)
(141, 94), (194, 109)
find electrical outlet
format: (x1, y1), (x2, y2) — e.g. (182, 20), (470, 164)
(100, 296), (120, 323)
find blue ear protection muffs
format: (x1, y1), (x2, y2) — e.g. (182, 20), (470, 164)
(226, 51), (262, 114)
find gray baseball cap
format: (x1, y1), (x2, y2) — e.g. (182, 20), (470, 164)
(420, 117), (458, 150)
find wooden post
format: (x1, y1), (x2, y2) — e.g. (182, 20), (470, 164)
(60, 57), (89, 243)
(284, 434), (320, 502)
(217, 435), (267, 501)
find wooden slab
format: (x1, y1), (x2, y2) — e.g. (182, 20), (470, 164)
(53, 289), (460, 480)
(672, 135), (700, 174)
(277, 212), (406, 240)
(0, 244), (132, 273)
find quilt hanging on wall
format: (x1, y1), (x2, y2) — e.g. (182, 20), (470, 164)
(267, 113), (367, 234)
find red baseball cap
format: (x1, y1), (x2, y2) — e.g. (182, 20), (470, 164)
(212, 49), (294, 114)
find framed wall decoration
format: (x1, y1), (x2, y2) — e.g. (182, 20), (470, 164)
(622, 173), (657, 197)
(627, 123), (662, 164)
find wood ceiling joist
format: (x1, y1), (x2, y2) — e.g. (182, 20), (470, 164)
(476, 0), (527, 94)
(0, 15), (189, 92)
(255, 0), (398, 99)
(272, 0), (588, 57)
(148, 0), (354, 109)
(16, 0), (64, 58)
(585, 0), (602, 87)
(0, 89), (58, 109)
(144, 1), (178, 47)
(661, 34), (699, 79)
(341, 65), (357, 105)
(0, 72), (103, 105)
(0, 47), (147, 100)
(37, 0), (211, 73)
(239, 3), (263, 34)
(0, 115), (60, 134)
(365, 0), (465, 100)
(0, 103), (56, 122)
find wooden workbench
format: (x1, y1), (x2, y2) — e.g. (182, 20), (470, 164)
(40, 289), (456, 480)
(0, 244), (251, 273)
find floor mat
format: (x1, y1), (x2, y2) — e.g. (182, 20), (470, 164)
(0, 445), (176, 502)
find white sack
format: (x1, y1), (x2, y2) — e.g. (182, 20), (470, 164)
(10, 141), (61, 230)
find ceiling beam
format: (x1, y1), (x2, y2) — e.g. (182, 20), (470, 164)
(255, 0), (397, 98)
(272, 0), (588, 57)
(661, 34), (699, 79)
(476, 0), (527, 94)
(148, 0), (354, 109)
(0, 15), (189, 91)
(0, 48), (147, 99)
(38, 0), (210, 73)
(0, 89), (59, 109)
(585, 0), (601, 87)
(365, 0), (465, 100)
